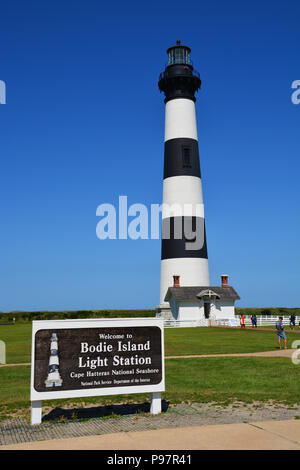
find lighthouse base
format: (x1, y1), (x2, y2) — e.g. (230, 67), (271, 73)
(155, 304), (171, 320)
(45, 373), (63, 388)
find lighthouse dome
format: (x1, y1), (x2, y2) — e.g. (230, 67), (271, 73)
(158, 40), (201, 103)
(167, 40), (191, 65)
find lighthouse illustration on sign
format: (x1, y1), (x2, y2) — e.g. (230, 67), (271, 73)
(45, 332), (63, 388)
(157, 41), (210, 316)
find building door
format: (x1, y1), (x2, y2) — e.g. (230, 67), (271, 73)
(204, 301), (210, 319)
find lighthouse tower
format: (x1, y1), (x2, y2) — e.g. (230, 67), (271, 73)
(45, 332), (63, 388)
(157, 41), (210, 316)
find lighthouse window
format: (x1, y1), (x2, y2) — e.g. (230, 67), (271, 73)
(182, 147), (192, 168)
(175, 48), (184, 63)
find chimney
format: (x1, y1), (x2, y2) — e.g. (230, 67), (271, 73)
(173, 275), (180, 288)
(221, 274), (228, 288)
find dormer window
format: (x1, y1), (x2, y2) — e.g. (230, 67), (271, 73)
(197, 289), (220, 300)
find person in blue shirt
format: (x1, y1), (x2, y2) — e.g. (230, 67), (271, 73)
(251, 314), (257, 328)
(276, 317), (287, 350)
(290, 314), (296, 330)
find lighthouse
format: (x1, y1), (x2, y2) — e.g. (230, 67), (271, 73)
(157, 41), (210, 317)
(45, 332), (63, 388)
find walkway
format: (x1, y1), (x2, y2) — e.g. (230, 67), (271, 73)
(0, 347), (297, 368)
(166, 348), (297, 359)
(1, 419), (300, 450)
(1, 400), (300, 449)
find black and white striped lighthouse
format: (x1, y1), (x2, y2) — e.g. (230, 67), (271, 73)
(157, 41), (210, 315)
(45, 332), (63, 388)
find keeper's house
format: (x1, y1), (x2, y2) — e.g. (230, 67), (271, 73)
(164, 274), (240, 323)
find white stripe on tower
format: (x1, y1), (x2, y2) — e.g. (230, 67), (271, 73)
(158, 42), (210, 307)
(164, 99), (198, 140)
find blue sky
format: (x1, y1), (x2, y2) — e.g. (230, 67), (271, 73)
(0, 0), (299, 311)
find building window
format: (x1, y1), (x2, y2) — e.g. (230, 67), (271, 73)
(182, 147), (192, 168)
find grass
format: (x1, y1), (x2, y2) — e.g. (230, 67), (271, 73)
(1, 323), (299, 364)
(1, 323), (300, 422)
(165, 356), (300, 404)
(0, 323), (32, 363)
(0, 356), (300, 421)
(164, 326), (299, 356)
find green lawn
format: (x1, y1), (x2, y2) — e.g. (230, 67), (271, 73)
(165, 356), (300, 404)
(0, 323), (32, 363)
(1, 323), (299, 421)
(0, 356), (299, 421)
(0, 323), (299, 364)
(164, 326), (298, 355)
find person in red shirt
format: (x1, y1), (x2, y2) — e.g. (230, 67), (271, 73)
(240, 315), (246, 328)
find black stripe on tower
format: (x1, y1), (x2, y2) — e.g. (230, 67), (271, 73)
(161, 216), (208, 260)
(158, 65), (201, 103)
(164, 138), (201, 179)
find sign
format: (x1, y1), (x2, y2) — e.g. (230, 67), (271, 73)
(30, 318), (165, 402)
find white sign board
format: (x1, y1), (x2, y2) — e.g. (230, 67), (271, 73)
(30, 318), (165, 423)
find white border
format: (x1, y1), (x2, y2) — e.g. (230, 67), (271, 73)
(30, 318), (165, 401)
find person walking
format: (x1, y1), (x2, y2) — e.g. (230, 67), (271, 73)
(276, 316), (287, 350)
(240, 314), (246, 329)
(251, 314), (257, 328)
(290, 314), (296, 330)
